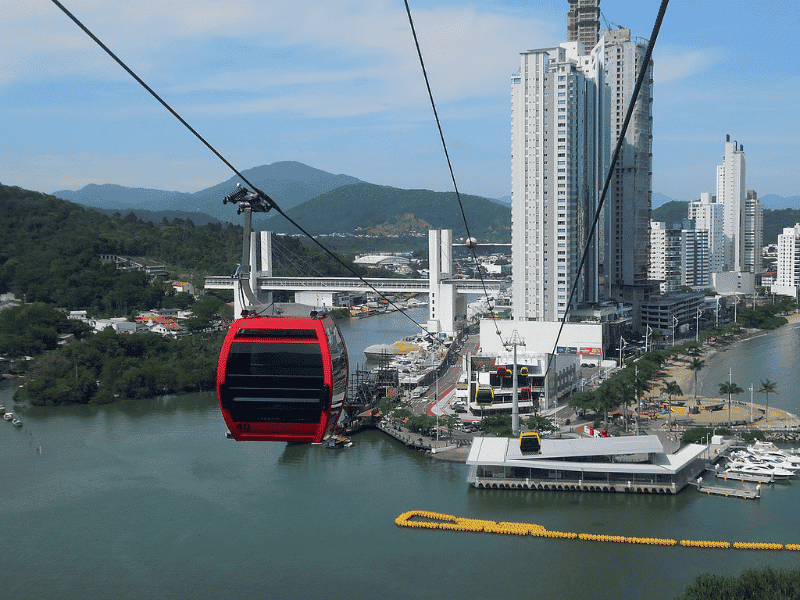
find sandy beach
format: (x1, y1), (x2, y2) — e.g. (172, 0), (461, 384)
(651, 312), (800, 428)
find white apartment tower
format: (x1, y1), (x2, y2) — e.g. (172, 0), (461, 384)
(773, 224), (800, 297)
(688, 192), (724, 274)
(649, 221), (710, 292)
(716, 135), (747, 272)
(511, 41), (610, 321)
(601, 27), (654, 297)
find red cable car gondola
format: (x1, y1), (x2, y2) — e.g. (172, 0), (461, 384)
(217, 314), (348, 443)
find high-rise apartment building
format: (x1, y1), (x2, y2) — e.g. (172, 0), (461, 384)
(567, 0), (601, 53)
(649, 221), (710, 292)
(688, 192), (724, 274)
(648, 222), (680, 293)
(744, 189), (763, 274)
(716, 135), (747, 272)
(773, 224), (800, 297)
(510, 41), (610, 321)
(601, 27), (654, 299)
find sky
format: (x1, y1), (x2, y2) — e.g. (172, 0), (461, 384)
(2, 0), (799, 202)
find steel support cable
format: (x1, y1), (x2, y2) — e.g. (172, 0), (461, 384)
(270, 246), (303, 277)
(403, 0), (504, 344)
(50, 0), (432, 336)
(542, 0), (670, 388)
(272, 238), (324, 277)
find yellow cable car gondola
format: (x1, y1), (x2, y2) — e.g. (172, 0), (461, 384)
(520, 431), (541, 455)
(475, 385), (494, 407)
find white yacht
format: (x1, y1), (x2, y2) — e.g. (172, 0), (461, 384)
(724, 459), (794, 480)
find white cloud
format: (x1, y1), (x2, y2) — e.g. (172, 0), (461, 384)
(653, 46), (726, 83)
(2, 1), (557, 116)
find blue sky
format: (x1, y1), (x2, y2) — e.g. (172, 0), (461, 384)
(2, 0), (798, 202)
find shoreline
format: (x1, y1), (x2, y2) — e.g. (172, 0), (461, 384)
(653, 312), (800, 428)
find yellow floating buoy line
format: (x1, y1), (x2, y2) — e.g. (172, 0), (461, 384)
(396, 510), (797, 551)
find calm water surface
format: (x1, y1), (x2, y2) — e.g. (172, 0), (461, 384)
(3, 314), (800, 599)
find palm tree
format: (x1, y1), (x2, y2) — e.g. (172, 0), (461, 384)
(687, 357), (705, 405)
(660, 381), (682, 430)
(757, 379), (779, 425)
(718, 381), (744, 426)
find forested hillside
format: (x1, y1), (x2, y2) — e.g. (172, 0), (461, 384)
(271, 183), (511, 242)
(0, 185), (364, 313)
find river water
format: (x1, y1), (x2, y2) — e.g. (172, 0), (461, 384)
(3, 313), (800, 599)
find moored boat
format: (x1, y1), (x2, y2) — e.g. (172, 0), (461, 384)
(725, 459), (793, 480)
(11, 418), (22, 428)
(326, 436), (352, 449)
(3, 412), (13, 421)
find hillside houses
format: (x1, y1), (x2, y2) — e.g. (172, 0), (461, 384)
(69, 309), (190, 338)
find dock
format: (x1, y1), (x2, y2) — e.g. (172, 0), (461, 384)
(714, 470), (774, 484)
(690, 474), (761, 499)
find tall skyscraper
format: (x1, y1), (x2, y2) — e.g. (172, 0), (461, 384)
(510, 41), (609, 321)
(744, 189), (763, 274)
(567, 0), (601, 53)
(714, 135), (762, 275)
(716, 135), (747, 272)
(601, 27), (654, 299)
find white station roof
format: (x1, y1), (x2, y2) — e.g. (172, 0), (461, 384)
(467, 435), (707, 475)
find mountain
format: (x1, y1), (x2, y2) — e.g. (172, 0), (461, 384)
(53, 161), (364, 224)
(652, 200), (689, 228)
(493, 195), (511, 206)
(53, 184), (191, 212)
(269, 183), (510, 241)
(652, 192), (686, 208)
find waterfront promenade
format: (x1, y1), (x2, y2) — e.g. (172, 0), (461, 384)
(648, 312), (800, 431)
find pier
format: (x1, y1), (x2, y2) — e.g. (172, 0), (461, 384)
(690, 474), (762, 499)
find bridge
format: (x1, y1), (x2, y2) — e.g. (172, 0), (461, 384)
(204, 229), (506, 334)
(205, 275), (501, 294)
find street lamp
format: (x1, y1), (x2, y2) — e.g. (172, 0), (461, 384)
(695, 307), (702, 342)
(645, 325), (652, 353)
(619, 335), (627, 368)
(672, 315), (678, 347)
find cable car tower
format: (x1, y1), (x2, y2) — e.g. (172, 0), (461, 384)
(221, 184), (274, 317)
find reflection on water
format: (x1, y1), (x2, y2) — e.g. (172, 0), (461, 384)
(4, 321), (800, 599)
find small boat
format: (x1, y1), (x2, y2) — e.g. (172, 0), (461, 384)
(3, 412), (13, 421)
(326, 436), (353, 449)
(11, 418), (22, 428)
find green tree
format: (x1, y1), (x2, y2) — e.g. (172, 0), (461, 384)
(718, 381), (743, 425)
(525, 414), (557, 432)
(757, 378), (778, 425)
(481, 414), (512, 437)
(677, 565), (800, 600)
